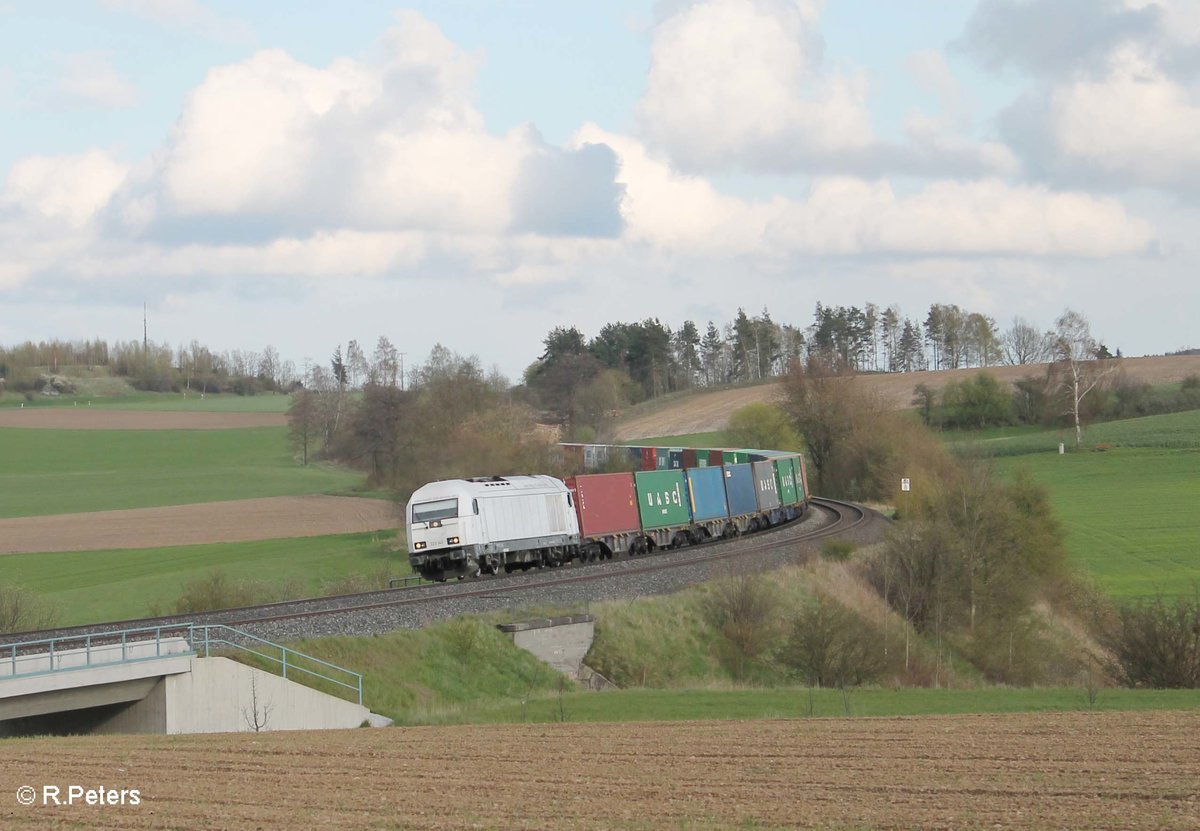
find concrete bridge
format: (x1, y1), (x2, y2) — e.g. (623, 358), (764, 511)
(0, 624), (385, 736)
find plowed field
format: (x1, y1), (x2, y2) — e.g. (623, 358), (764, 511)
(3, 711), (1198, 830)
(0, 496), (400, 554)
(614, 354), (1200, 439)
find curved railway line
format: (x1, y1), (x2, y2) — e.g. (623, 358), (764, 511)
(2, 498), (880, 649)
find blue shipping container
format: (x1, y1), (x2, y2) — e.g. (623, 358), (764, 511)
(723, 464), (758, 517)
(687, 466), (729, 521)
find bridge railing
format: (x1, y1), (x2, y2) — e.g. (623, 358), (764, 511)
(191, 624), (363, 706)
(1, 624), (195, 682)
(1, 623), (363, 707)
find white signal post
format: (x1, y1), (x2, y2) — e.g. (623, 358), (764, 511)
(900, 478), (911, 519)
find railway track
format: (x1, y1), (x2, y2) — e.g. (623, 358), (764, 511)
(2, 497), (877, 648)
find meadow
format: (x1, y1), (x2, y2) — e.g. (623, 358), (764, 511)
(0, 427), (362, 517)
(0, 392), (292, 412)
(986, 410), (1200, 599)
(4, 531), (404, 626)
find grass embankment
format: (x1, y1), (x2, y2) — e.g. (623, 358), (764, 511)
(0, 427), (363, 517)
(966, 411), (1200, 600)
(4, 531), (405, 626)
(276, 612), (1200, 725)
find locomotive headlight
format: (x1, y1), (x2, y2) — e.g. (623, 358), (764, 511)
(414, 541), (427, 550)
(447, 536), (460, 545)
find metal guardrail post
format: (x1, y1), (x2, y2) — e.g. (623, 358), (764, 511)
(282, 649), (288, 680)
(121, 630), (127, 662)
(49, 639), (55, 671)
(86, 634), (92, 667)
(9, 644), (15, 677)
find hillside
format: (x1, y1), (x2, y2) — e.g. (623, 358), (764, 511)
(613, 354), (1200, 440)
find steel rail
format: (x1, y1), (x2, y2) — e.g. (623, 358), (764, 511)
(2, 498), (876, 645)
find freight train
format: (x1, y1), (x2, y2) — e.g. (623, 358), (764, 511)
(405, 444), (809, 581)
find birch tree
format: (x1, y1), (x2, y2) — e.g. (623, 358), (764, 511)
(1052, 309), (1120, 448)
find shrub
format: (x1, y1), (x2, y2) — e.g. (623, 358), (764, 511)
(703, 574), (780, 681)
(1101, 591), (1200, 688)
(939, 373), (1014, 429)
(170, 569), (303, 614)
(820, 539), (856, 562)
(778, 595), (886, 687)
(0, 583), (59, 633)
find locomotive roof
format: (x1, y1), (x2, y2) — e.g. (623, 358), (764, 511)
(407, 475), (567, 505)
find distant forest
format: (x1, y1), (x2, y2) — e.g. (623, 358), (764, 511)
(0, 337), (303, 396)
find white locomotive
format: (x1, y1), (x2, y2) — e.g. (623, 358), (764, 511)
(405, 475), (581, 580)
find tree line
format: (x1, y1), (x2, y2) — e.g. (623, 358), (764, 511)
(520, 304), (1121, 440)
(0, 337), (299, 396)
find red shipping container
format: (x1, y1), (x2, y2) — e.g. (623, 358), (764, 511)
(708, 450), (724, 466)
(640, 447), (657, 471)
(682, 448), (698, 469)
(567, 473), (641, 536)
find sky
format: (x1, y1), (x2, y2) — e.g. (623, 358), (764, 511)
(1, 0), (1198, 380)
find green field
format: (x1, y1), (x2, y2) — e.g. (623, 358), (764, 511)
(0, 391), (292, 412)
(6, 531), (405, 626)
(0, 427), (362, 517)
(984, 411), (1200, 599)
(470, 686), (1200, 725)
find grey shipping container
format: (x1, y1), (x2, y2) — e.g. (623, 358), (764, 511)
(752, 460), (781, 511)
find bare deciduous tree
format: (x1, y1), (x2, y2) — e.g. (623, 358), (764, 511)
(242, 676), (274, 732)
(0, 583), (58, 633)
(1002, 317), (1052, 365)
(1052, 309), (1120, 448)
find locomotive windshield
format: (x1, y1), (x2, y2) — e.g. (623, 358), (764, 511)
(412, 498), (459, 523)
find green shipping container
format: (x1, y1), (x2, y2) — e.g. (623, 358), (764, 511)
(695, 449), (710, 467)
(726, 451), (748, 465)
(775, 458), (798, 505)
(634, 469), (692, 529)
(792, 456), (806, 499)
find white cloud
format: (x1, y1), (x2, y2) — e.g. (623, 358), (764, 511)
(4, 149), (129, 226)
(1049, 47), (1200, 186)
(767, 177), (1154, 257)
(577, 124), (1149, 259)
(116, 12), (621, 239)
(99, 0), (253, 42)
(1123, 0), (1200, 45)
(637, 0), (873, 172)
(55, 51), (137, 109)
(638, 0), (1018, 180)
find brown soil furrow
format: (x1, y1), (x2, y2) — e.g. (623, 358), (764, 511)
(3, 712), (1197, 830)
(0, 495), (400, 554)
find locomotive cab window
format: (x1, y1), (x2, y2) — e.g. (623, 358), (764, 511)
(472, 499), (479, 515)
(412, 498), (459, 523)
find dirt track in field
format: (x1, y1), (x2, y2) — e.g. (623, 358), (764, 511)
(613, 354), (1200, 440)
(3, 711), (1198, 830)
(0, 409), (286, 430)
(0, 496), (400, 555)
